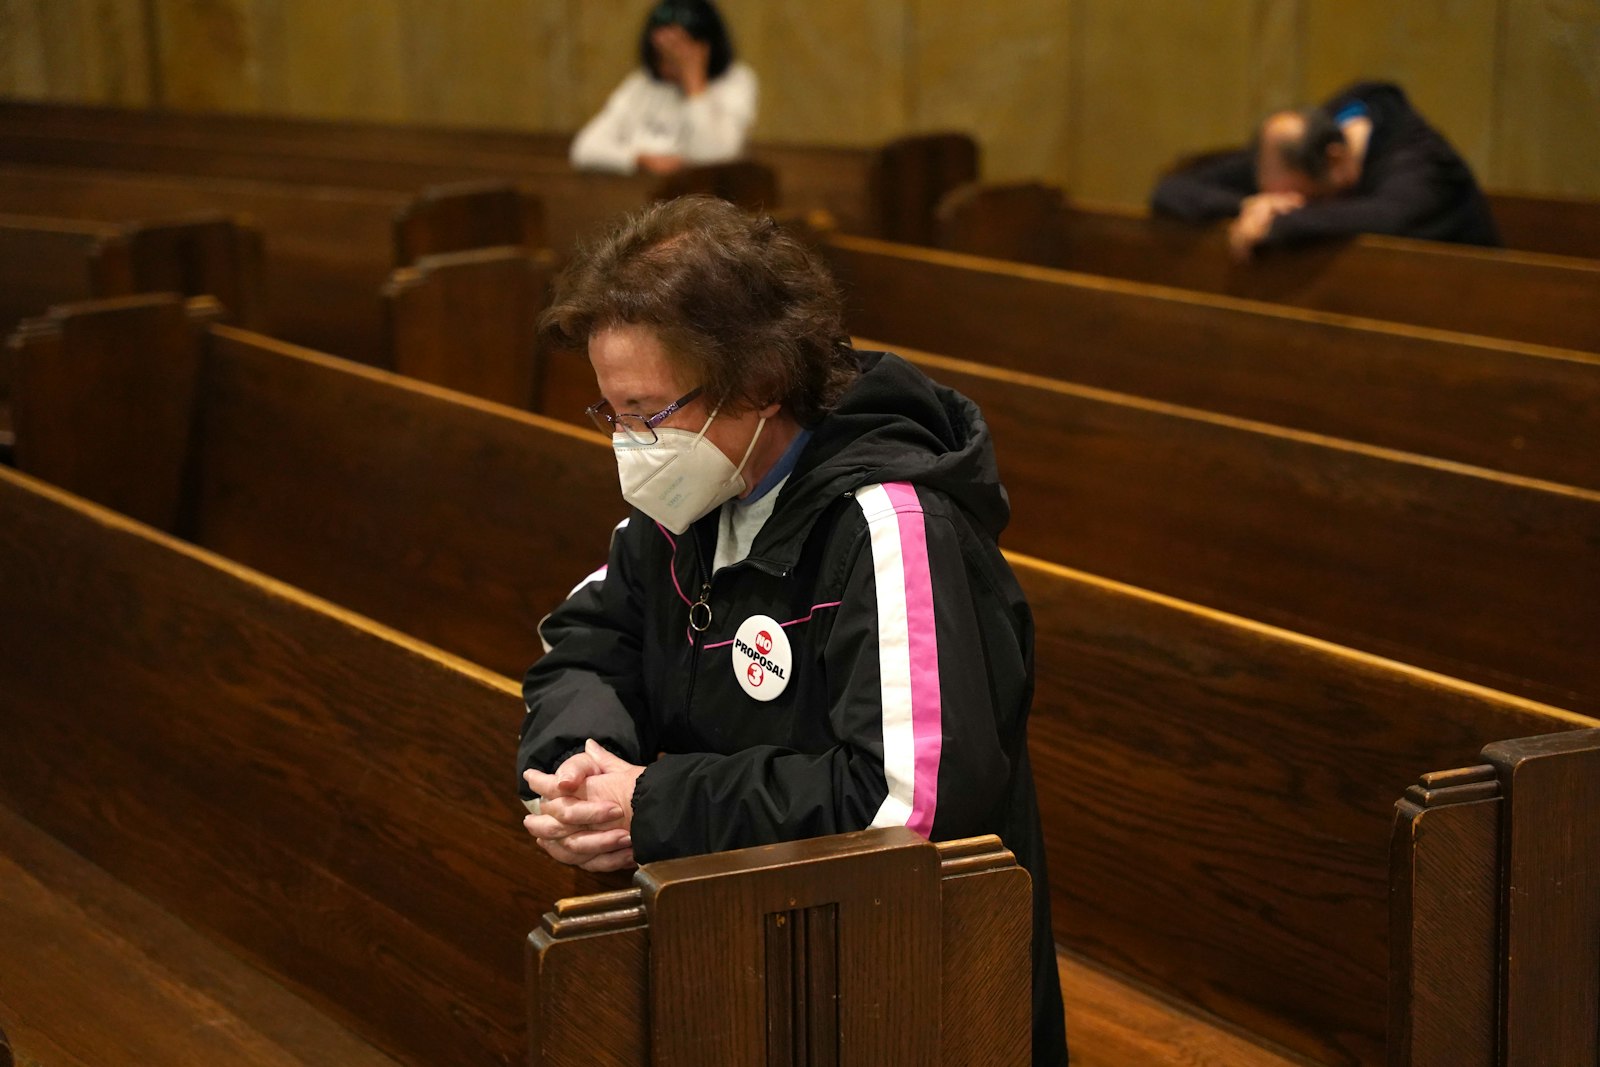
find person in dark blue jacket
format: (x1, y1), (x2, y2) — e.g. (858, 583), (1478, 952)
(1151, 81), (1500, 261)
(516, 196), (1069, 1064)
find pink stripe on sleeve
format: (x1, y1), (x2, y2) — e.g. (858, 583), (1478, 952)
(882, 482), (943, 837)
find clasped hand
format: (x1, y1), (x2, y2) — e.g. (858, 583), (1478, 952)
(522, 739), (645, 872)
(1228, 191), (1305, 262)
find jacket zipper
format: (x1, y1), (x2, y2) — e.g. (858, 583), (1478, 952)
(682, 526), (712, 722)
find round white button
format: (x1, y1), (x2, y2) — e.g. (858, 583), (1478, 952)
(732, 614), (792, 702)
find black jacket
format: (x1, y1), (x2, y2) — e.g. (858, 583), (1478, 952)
(1150, 81), (1501, 248)
(519, 350), (1069, 1064)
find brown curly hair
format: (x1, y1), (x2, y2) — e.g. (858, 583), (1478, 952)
(539, 196), (858, 424)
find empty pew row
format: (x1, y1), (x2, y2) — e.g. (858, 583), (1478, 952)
(8, 295), (624, 680)
(0, 164), (412, 364)
(0, 210), (262, 337)
(935, 185), (1600, 353)
(892, 343), (1600, 716)
(820, 234), (1600, 490)
(10, 293), (1598, 1065)
(0, 466), (580, 1067)
(0, 98), (976, 245)
(0, 124), (764, 253)
(0, 210), (264, 459)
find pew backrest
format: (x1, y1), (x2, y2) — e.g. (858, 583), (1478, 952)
(0, 211), (263, 336)
(0, 163), (406, 363)
(529, 829), (1030, 1066)
(1390, 728), (1600, 1067)
(1487, 191), (1600, 261)
(937, 188), (1600, 352)
(0, 214), (135, 336)
(383, 245), (557, 409)
(391, 179), (547, 266)
(867, 131), (980, 245)
(10, 294), (624, 679)
(899, 344), (1600, 715)
(827, 235), (1600, 490)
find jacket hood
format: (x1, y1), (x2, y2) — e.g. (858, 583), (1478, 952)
(743, 349), (1010, 568)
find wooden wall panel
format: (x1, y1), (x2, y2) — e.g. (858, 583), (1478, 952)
(1489, 0), (1600, 196)
(274, 0), (407, 121)
(908, 0), (1074, 184)
(563, 0), (642, 134)
(152, 0), (265, 111)
(720, 0), (909, 146)
(1302, 0), (1499, 178)
(1066, 0), (1294, 204)
(0, 0), (151, 104)
(2, 0), (1596, 200)
(392, 0), (555, 128)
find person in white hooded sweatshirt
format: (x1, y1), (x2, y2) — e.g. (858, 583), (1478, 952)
(570, 0), (758, 176)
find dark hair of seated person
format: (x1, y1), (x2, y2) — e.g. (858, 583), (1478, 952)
(639, 0), (736, 81)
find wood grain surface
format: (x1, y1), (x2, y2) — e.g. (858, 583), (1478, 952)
(827, 236), (1600, 490)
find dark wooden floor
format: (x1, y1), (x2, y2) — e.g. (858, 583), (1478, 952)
(0, 804), (403, 1067)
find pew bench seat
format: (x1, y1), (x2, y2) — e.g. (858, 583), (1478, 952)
(0, 803), (403, 1067)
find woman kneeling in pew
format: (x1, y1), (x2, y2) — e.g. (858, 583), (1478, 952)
(516, 196), (1069, 1064)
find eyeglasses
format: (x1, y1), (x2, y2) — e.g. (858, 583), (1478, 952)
(586, 387), (703, 444)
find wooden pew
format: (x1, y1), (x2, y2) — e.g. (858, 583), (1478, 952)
(0, 163), (408, 364)
(1487, 190), (1600, 261)
(891, 344), (1600, 716)
(935, 185), (1600, 353)
(0, 466), (581, 1067)
(1, 215), (140, 337)
(383, 245), (559, 410)
(392, 179), (547, 265)
(529, 828), (1032, 1066)
(822, 234), (1600, 490)
(12, 293), (1600, 1066)
(8, 294), (624, 679)
(0, 211), (263, 336)
(0, 467), (1027, 1067)
(1019, 554), (1595, 1066)
(0, 99), (974, 244)
(1391, 727), (1600, 1067)
(0, 210), (263, 464)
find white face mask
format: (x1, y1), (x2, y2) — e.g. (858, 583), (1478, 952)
(614, 405), (767, 534)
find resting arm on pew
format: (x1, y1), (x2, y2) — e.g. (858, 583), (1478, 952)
(1149, 148), (1255, 222)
